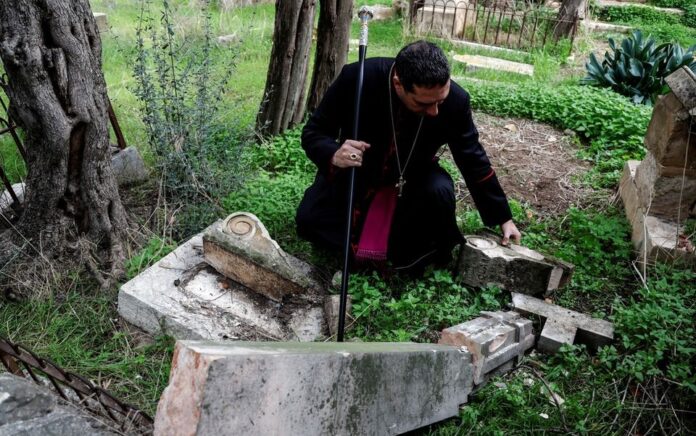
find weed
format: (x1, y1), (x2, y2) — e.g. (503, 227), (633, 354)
(125, 236), (176, 279)
(0, 290), (174, 416)
(133, 0), (249, 231)
(348, 269), (506, 342)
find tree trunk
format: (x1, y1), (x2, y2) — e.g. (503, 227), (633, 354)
(306, 0), (353, 115)
(256, 0), (317, 137)
(0, 0), (128, 289)
(554, 0), (585, 39)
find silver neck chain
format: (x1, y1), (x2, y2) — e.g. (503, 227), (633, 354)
(388, 63), (424, 196)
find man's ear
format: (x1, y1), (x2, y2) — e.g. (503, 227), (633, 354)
(392, 73), (403, 92)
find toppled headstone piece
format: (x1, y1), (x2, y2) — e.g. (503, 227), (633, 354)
(457, 236), (573, 296)
(154, 341), (474, 436)
(439, 311), (534, 386)
(511, 293), (614, 354)
(619, 66), (696, 265)
(203, 212), (324, 302)
(0, 373), (117, 435)
(119, 221), (327, 342)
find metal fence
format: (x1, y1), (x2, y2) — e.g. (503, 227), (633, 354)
(0, 76), (26, 214)
(0, 336), (154, 434)
(410, 0), (579, 54)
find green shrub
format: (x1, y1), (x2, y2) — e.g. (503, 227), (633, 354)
(553, 208), (633, 295)
(133, 0), (247, 206)
(245, 127), (315, 175)
(222, 170), (313, 248)
(125, 236), (176, 279)
(600, 265), (696, 392)
(647, 0), (689, 8)
(460, 78), (652, 186)
(582, 31), (696, 105)
(597, 5), (681, 26)
(684, 4), (696, 27)
(349, 269), (505, 341)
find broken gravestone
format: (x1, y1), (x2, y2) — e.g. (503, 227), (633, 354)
(0, 373), (117, 435)
(457, 235), (573, 296)
(324, 294), (354, 338)
(154, 341), (473, 436)
(203, 212), (324, 302)
(415, 0), (474, 39)
(93, 13), (107, 33)
(439, 311), (534, 387)
(1, 147), (148, 216)
(119, 216), (328, 342)
(0, 182), (24, 217)
(619, 66), (696, 265)
(111, 146), (149, 187)
(511, 293), (614, 353)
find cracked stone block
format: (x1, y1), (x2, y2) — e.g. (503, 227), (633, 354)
(665, 67), (696, 112)
(0, 373), (117, 435)
(439, 311), (534, 386)
(111, 146), (149, 187)
(415, 3), (473, 38)
(538, 318), (577, 354)
(368, 4), (394, 20)
(453, 54), (534, 77)
(643, 93), (696, 170)
(118, 222), (327, 342)
(154, 341), (474, 436)
(619, 160), (696, 266)
(634, 152), (696, 221)
(203, 212), (324, 302)
(324, 294), (354, 338)
(457, 236), (573, 296)
(0, 182), (24, 216)
(216, 33), (238, 45)
(511, 293), (614, 353)
(93, 13), (107, 32)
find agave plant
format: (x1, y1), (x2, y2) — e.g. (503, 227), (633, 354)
(582, 30), (696, 105)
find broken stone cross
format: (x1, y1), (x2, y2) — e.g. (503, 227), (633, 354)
(511, 293), (614, 353)
(457, 235), (574, 296)
(439, 311), (534, 387)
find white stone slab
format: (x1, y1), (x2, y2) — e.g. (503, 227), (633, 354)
(118, 223), (327, 342)
(598, 0), (683, 15)
(154, 341), (474, 436)
(93, 13), (107, 32)
(0, 182), (24, 216)
(583, 20), (633, 34)
(453, 54), (534, 76)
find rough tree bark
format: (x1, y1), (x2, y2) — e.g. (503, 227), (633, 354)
(0, 0), (128, 289)
(256, 0), (317, 137)
(554, 0), (585, 39)
(306, 0), (353, 115)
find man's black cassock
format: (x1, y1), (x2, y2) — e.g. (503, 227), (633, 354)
(296, 57), (512, 268)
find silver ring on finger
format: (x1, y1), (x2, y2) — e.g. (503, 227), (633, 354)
(349, 153), (358, 161)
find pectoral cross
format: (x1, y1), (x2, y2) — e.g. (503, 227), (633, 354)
(396, 176), (406, 197)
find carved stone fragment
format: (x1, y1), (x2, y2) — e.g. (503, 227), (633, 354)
(439, 311), (534, 386)
(457, 236), (573, 296)
(511, 293), (614, 353)
(203, 212), (324, 302)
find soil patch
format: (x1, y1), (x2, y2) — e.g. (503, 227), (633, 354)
(450, 112), (592, 216)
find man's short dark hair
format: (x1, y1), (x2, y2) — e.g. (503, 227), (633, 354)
(394, 40), (450, 92)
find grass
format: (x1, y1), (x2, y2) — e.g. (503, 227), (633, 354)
(1, 1), (695, 433)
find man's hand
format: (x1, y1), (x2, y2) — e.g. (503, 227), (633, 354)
(500, 219), (521, 246)
(331, 140), (371, 168)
